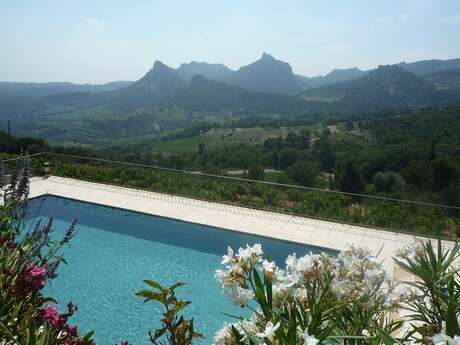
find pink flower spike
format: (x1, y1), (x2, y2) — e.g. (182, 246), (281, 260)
(41, 305), (60, 327)
(27, 263), (47, 289)
(66, 324), (78, 337)
(29, 265), (47, 278)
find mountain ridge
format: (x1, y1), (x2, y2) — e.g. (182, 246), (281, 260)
(303, 65), (438, 112)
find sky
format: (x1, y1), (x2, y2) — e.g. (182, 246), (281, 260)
(1, 0), (460, 84)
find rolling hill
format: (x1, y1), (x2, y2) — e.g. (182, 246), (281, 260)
(175, 74), (308, 113)
(425, 68), (460, 90)
(397, 58), (460, 76)
(307, 68), (367, 88)
(0, 80), (132, 99)
(303, 65), (438, 112)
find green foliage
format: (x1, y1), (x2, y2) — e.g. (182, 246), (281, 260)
(136, 280), (203, 345)
(287, 161), (316, 187)
(335, 159), (365, 195)
(48, 157), (459, 237)
(315, 137), (336, 172)
(372, 171), (405, 193)
(393, 241), (460, 343)
(247, 164), (265, 181)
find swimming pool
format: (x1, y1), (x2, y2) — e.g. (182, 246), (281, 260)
(26, 195), (335, 344)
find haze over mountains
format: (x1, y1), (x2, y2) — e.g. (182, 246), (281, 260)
(1, 53), (460, 118)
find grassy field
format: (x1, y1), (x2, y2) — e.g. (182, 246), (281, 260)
(301, 95), (343, 103)
(151, 127), (284, 153)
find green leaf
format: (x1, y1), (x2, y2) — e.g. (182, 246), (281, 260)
(135, 290), (163, 302)
(0, 321), (15, 338)
(446, 278), (460, 337)
(374, 327), (403, 345)
(82, 330), (95, 342)
(143, 279), (162, 290)
(169, 281), (187, 290)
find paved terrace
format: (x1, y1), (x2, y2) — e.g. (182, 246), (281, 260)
(30, 176), (454, 278)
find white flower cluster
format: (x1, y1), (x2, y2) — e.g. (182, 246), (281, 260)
(213, 244), (394, 345)
(213, 318), (319, 345)
(432, 334), (460, 345)
(213, 315), (279, 345)
(331, 246), (389, 303)
(394, 243), (424, 262)
(215, 244), (263, 306)
(432, 320), (460, 345)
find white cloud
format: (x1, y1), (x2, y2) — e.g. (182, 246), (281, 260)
(85, 17), (105, 28)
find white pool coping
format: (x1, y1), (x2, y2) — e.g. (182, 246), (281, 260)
(29, 176), (454, 278)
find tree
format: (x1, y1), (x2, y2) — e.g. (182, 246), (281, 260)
(430, 158), (458, 192)
(335, 159), (365, 194)
(287, 161), (315, 187)
(402, 160), (432, 190)
(316, 138), (335, 172)
(197, 142), (205, 155)
(277, 148), (300, 170)
(373, 171), (405, 193)
(247, 164), (265, 181)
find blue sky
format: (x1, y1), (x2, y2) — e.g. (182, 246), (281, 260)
(1, 0), (459, 84)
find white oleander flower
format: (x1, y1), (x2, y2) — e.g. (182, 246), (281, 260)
(332, 246), (388, 302)
(221, 246), (235, 265)
(432, 333), (460, 345)
(256, 321), (280, 340)
(237, 243), (263, 270)
(262, 259), (276, 273)
(213, 322), (236, 345)
(286, 253), (298, 269)
(296, 254), (320, 273)
(299, 329), (320, 345)
(395, 243), (423, 262)
(262, 259), (280, 282)
(294, 287), (309, 302)
(238, 314), (259, 340)
(215, 269), (238, 290)
(228, 286), (254, 306)
(272, 281), (292, 305)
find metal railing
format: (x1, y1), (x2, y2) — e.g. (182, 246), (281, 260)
(3, 151), (460, 240)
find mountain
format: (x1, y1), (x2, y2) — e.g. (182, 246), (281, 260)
(113, 61), (187, 106)
(175, 74), (307, 113)
(424, 68), (460, 90)
(0, 80), (132, 99)
(304, 65), (438, 112)
(224, 53), (307, 95)
(176, 62), (233, 81)
(397, 58), (460, 76)
(3, 56), (460, 122)
(0, 61), (187, 115)
(0, 61), (309, 117)
(307, 68), (367, 88)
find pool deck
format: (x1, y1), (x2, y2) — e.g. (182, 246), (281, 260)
(29, 176), (454, 278)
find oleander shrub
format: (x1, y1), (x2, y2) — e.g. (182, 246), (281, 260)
(0, 156), (95, 345)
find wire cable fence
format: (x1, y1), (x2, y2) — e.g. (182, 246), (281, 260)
(3, 151), (460, 240)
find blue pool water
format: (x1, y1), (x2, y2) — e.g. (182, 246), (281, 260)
(26, 195), (334, 345)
